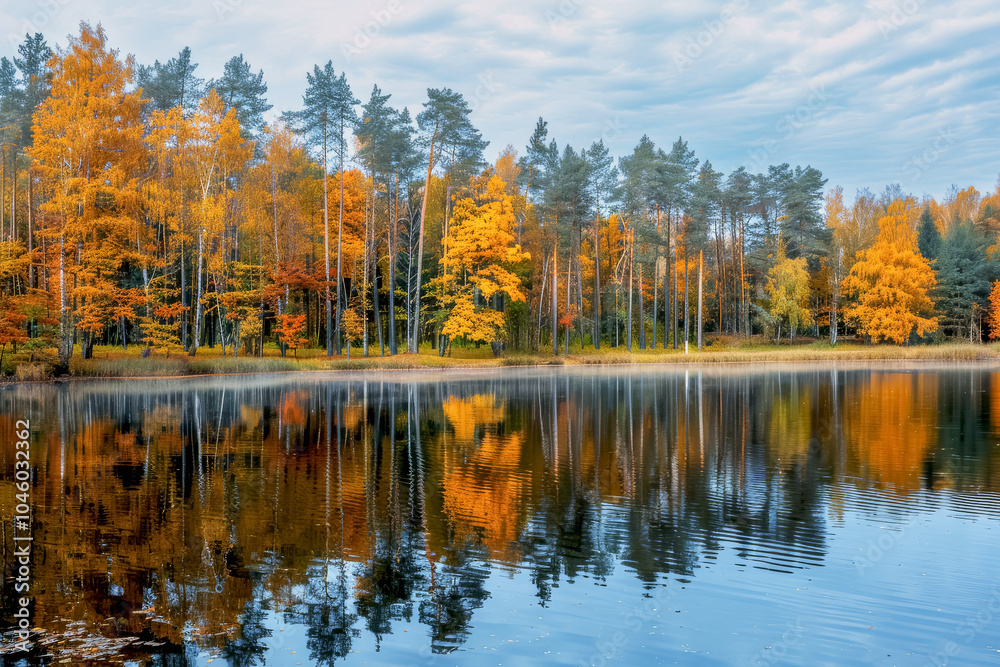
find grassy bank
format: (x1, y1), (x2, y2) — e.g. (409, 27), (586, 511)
(6, 339), (1000, 381)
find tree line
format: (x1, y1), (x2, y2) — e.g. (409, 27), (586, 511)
(1, 22), (998, 373)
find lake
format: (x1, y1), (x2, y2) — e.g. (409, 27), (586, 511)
(2, 364), (1000, 666)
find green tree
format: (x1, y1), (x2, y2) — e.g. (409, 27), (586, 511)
(584, 139), (617, 349)
(917, 207), (942, 260)
(934, 221), (993, 340)
(781, 165), (829, 266)
(209, 54), (272, 138)
(135, 46), (204, 116)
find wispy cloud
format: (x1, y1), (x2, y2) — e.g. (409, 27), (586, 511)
(2, 0), (997, 199)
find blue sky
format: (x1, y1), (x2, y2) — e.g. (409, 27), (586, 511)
(4, 0), (999, 202)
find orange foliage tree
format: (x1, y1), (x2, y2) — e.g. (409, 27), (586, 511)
(987, 281), (1000, 341)
(29, 22), (147, 366)
(275, 314), (308, 357)
(841, 201), (938, 343)
(437, 172), (530, 346)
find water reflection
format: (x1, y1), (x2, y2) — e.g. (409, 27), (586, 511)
(2, 366), (1000, 665)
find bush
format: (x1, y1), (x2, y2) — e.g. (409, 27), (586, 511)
(15, 363), (49, 381)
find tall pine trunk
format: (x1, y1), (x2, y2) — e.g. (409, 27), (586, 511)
(412, 122), (438, 354)
(551, 241), (558, 355)
(564, 261), (570, 356)
(189, 228), (204, 357)
(323, 117), (333, 356)
(593, 212), (601, 349)
(638, 263), (645, 350)
(697, 250), (703, 350)
(684, 247), (689, 354)
(388, 170), (399, 355)
(627, 229), (633, 352)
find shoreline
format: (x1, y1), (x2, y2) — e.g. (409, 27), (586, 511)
(5, 342), (1000, 384)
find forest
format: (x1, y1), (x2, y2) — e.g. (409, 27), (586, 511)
(2, 22), (1000, 374)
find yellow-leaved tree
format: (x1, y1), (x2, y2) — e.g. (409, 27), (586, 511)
(30, 22), (147, 368)
(765, 240), (812, 341)
(438, 172), (530, 351)
(841, 200), (938, 344)
(986, 280), (1000, 340)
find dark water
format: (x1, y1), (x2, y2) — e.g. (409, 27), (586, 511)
(2, 365), (1000, 666)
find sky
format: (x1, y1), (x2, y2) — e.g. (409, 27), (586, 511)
(3, 0), (999, 203)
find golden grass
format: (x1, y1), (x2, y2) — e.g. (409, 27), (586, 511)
(9, 340), (997, 381)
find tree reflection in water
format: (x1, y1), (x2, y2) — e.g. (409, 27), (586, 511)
(2, 367), (1000, 664)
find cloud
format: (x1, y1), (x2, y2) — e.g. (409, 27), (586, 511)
(2, 0), (997, 201)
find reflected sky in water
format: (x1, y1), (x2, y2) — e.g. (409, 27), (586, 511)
(2, 365), (1000, 666)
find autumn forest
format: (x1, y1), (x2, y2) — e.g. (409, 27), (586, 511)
(2, 23), (1000, 375)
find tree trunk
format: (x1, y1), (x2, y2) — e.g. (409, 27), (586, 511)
(57, 235), (70, 372)
(336, 121), (346, 355)
(388, 169), (399, 355)
(189, 228), (204, 357)
(564, 262), (570, 356)
(684, 247), (689, 354)
(627, 230), (633, 352)
(638, 262), (645, 350)
(319, 117), (332, 356)
(665, 233), (671, 350)
(552, 241), (558, 355)
(412, 122), (439, 354)
(697, 250), (703, 350)
(673, 240), (679, 349)
(271, 153), (286, 357)
(831, 248), (840, 345)
(652, 258), (658, 348)
(27, 165), (33, 289)
(180, 239), (188, 350)
(593, 212), (601, 349)
(536, 252), (548, 352)
(576, 256), (584, 349)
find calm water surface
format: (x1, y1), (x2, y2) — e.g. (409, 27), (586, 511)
(2, 364), (1000, 666)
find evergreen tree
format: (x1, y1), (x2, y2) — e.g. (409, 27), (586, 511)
(934, 222), (993, 338)
(209, 54), (272, 138)
(781, 165), (829, 266)
(584, 138), (617, 349)
(411, 87), (488, 353)
(917, 207), (941, 260)
(135, 46), (204, 116)
(283, 61), (359, 355)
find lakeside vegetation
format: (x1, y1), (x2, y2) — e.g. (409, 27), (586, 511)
(6, 339), (994, 381)
(2, 24), (1000, 381)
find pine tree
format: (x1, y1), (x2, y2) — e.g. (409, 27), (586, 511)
(411, 87), (488, 353)
(283, 61), (358, 355)
(209, 54), (272, 139)
(135, 46), (204, 117)
(917, 207), (942, 260)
